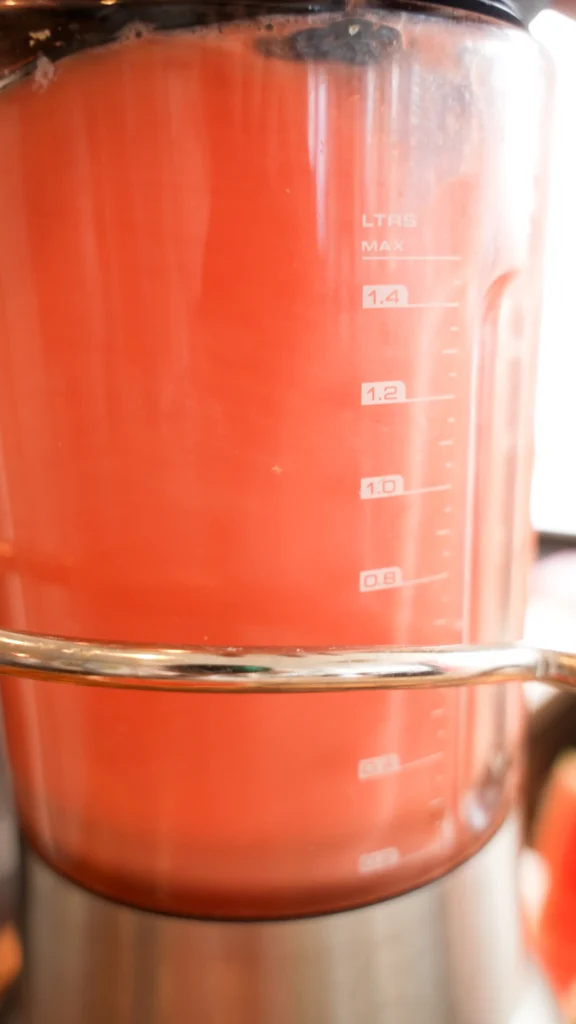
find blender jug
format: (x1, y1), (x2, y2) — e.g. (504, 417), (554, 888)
(0, 0), (566, 1021)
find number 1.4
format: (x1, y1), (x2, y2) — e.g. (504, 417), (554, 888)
(362, 285), (408, 309)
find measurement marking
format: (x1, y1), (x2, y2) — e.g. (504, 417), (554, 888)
(405, 303), (459, 309)
(405, 572), (449, 587)
(401, 839), (446, 864)
(402, 752), (443, 770)
(360, 474), (403, 499)
(363, 285), (408, 308)
(359, 567), (402, 592)
(358, 753), (400, 779)
(361, 382), (455, 406)
(442, 348), (458, 354)
(436, 529), (451, 536)
(360, 476), (452, 500)
(362, 255), (462, 262)
(438, 440), (453, 447)
(358, 751), (441, 779)
(403, 394), (455, 403)
(360, 568), (448, 593)
(406, 484), (452, 495)
(358, 848), (400, 875)
(362, 286), (459, 311)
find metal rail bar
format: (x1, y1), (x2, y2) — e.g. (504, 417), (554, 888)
(0, 629), (574, 693)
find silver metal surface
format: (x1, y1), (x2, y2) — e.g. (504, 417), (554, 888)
(21, 819), (560, 1024)
(0, 628), (575, 693)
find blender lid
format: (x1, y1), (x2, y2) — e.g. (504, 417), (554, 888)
(427, 0), (525, 25)
(0, 0), (537, 95)
(0, 0), (535, 28)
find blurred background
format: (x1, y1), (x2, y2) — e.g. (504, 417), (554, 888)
(503, 12), (576, 1018)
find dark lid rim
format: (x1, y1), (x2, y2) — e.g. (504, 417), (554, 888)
(438, 0), (523, 24)
(0, 0), (526, 27)
(376, 0), (524, 25)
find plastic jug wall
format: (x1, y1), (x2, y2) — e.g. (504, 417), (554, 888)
(0, 2), (552, 917)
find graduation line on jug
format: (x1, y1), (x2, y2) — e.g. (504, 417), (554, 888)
(362, 284), (460, 309)
(361, 382), (456, 405)
(359, 475), (452, 499)
(361, 255), (463, 261)
(359, 568), (449, 593)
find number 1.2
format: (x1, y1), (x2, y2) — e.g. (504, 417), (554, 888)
(361, 381), (407, 405)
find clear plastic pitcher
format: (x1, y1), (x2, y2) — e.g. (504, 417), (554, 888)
(0, 0), (553, 917)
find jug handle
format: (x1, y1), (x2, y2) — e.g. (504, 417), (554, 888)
(0, 628), (573, 694)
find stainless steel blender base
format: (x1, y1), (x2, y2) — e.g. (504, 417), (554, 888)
(20, 818), (561, 1024)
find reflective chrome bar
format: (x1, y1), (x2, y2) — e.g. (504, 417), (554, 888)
(0, 628), (574, 693)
